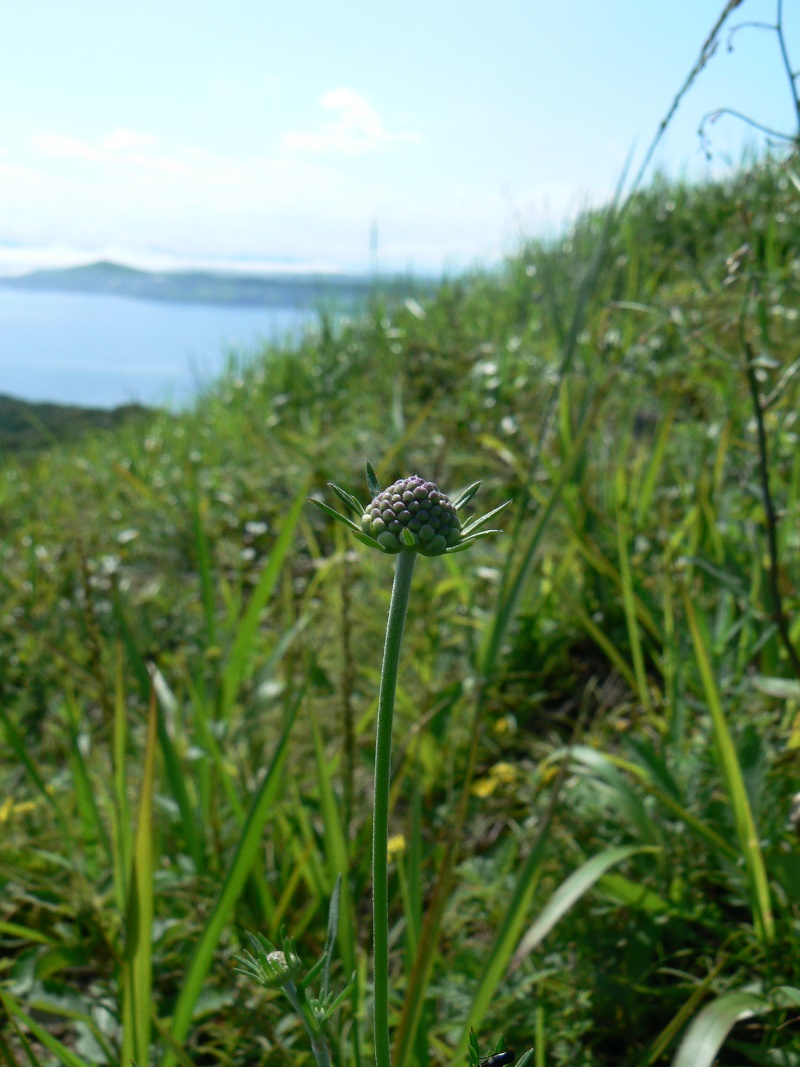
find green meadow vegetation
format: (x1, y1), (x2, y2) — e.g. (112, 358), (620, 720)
(1, 153), (800, 1067)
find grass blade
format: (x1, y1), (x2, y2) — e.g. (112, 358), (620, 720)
(671, 990), (768, 1067)
(616, 467), (653, 713)
(123, 687), (158, 1067)
(510, 846), (656, 969)
(683, 591), (774, 942)
(0, 993), (92, 1067)
(309, 705), (355, 975)
(220, 480), (309, 722)
(191, 469), (217, 647)
(112, 646), (132, 915)
(160, 692), (299, 1067)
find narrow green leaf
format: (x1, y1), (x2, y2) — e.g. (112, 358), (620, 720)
(453, 817), (553, 1061)
(366, 460), (381, 498)
(671, 991), (767, 1067)
(616, 467), (652, 713)
(123, 688), (158, 1067)
(309, 706), (355, 977)
(0, 706), (67, 831)
(634, 402), (675, 524)
(596, 872), (669, 913)
(112, 647), (132, 916)
(571, 746), (738, 861)
(150, 669), (205, 873)
(480, 406), (596, 676)
(309, 496), (363, 533)
(0, 993), (92, 1067)
(0, 1028), (23, 1067)
(221, 480), (309, 722)
(511, 846), (655, 968)
(353, 531), (386, 551)
(190, 470), (217, 646)
(321, 874), (342, 1001)
(160, 694), (299, 1067)
(329, 483), (365, 517)
(684, 591), (774, 942)
(62, 689), (110, 863)
(453, 481), (481, 509)
(570, 747), (661, 845)
(460, 500), (512, 536)
(0, 921), (56, 945)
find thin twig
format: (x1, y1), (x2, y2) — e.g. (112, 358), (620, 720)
(630, 0), (746, 194)
(699, 107), (796, 144)
(776, 0), (800, 139)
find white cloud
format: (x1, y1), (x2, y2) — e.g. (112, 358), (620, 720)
(281, 88), (420, 155)
(0, 120), (597, 274)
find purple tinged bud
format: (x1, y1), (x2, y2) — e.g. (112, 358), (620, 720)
(360, 473), (464, 556)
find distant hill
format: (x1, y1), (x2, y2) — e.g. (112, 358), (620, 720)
(0, 393), (149, 452)
(0, 260), (426, 308)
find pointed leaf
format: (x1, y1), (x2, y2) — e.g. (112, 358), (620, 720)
(671, 991), (768, 1067)
(309, 497), (363, 533)
(329, 483), (365, 517)
(353, 531), (387, 551)
(401, 528), (416, 547)
(366, 461), (381, 498)
(511, 845), (655, 969)
(161, 694), (300, 1067)
(453, 482), (481, 510)
(461, 500), (512, 536)
(0, 994), (92, 1067)
(321, 875), (342, 1000)
(446, 530), (504, 552)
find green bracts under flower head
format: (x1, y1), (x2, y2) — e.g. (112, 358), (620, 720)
(311, 461), (510, 556)
(362, 475), (461, 556)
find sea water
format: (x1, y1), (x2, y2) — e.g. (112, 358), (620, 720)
(0, 288), (313, 408)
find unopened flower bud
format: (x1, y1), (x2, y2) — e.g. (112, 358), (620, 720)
(360, 475), (461, 557)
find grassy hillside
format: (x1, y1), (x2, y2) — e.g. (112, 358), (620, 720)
(1, 157), (799, 1067)
(0, 394), (148, 452)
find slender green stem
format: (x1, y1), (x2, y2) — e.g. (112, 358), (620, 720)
(373, 549), (417, 1067)
(284, 983), (332, 1067)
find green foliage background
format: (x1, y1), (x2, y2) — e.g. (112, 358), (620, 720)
(1, 157), (800, 1066)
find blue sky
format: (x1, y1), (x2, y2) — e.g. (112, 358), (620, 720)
(0, 0), (796, 275)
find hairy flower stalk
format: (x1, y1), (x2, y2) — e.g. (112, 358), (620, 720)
(311, 463), (509, 1067)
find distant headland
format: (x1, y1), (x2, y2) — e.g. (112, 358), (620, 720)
(0, 260), (430, 309)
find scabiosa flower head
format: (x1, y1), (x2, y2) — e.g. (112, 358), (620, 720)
(361, 475), (461, 556)
(311, 461), (510, 557)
